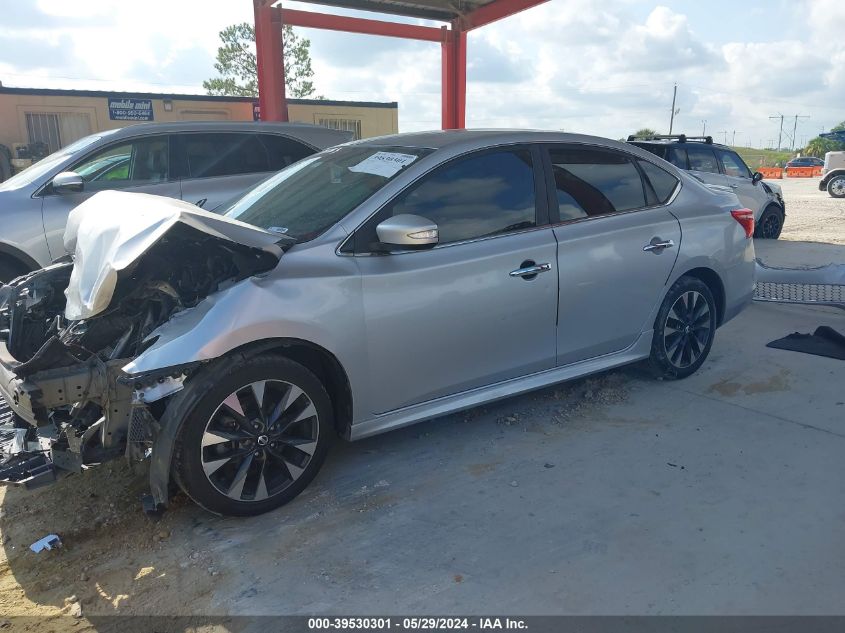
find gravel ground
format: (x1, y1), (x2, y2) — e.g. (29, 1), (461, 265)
(772, 176), (845, 245)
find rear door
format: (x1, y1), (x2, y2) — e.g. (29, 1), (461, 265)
(685, 145), (727, 188)
(175, 132), (273, 211)
(353, 146), (559, 413)
(715, 148), (769, 219)
(40, 135), (180, 260)
(542, 144), (682, 366)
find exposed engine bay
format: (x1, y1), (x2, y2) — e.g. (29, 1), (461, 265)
(0, 191), (284, 507)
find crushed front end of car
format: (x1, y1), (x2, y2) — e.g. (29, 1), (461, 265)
(0, 190), (285, 511)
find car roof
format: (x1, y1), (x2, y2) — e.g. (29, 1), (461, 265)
(629, 138), (733, 151)
(102, 120), (352, 149)
(347, 129), (642, 154)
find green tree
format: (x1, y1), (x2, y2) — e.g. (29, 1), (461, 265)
(203, 22), (317, 98)
(803, 120), (845, 157)
(633, 128), (659, 138)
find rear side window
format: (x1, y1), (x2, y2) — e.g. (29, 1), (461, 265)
(258, 134), (315, 171)
(382, 149), (537, 245)
(182, 133), (269, 178)
(687, 147), (720, 174)
(717, 150), (751, 178)
(668, 147), (688, 169)
(638, 160), (679, 204)
(546, 146), (646, 218)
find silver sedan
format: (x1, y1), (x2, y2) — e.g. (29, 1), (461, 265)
(0, 130), (756, 516)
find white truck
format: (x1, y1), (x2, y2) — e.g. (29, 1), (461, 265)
(819, 131), (845, 198)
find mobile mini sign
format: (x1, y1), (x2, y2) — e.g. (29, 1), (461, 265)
(108, 98), (154, 121)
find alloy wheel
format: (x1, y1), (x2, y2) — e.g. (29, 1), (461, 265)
(831, 177), (845, 197)
(200, 380), (319, 502)
(663, 290), (712, 368)
(761, 212), (781, 239)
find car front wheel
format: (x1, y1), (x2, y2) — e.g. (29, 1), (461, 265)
(828, 175), (845, 199)
(172, 354), (333, 516)
(647, 276), (717, 380)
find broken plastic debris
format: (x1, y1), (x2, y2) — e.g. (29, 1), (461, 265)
(30, 534), (61, 553)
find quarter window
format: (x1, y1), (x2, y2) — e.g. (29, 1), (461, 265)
(547, 147), (646, 218)
(638, 160), (679, 204)
(686, 147), (720, 174)
(70, 136), (169, 190)
(384, 149), (537, 245)
(258, 134), (315, 171)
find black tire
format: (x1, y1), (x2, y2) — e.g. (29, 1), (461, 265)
(647, 276), (717, 380)
(828, 175), (845, 199)
(754, 205), (784, 239)
(172, 354), (333, 516)
(0, 257), (28, 284)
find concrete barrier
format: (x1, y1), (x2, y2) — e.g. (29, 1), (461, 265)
(758, 167), (783, 179)
(785, 166), (816, 178)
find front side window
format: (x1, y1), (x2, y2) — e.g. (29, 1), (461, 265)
(182, 133), (269, 178)
(717, 150), (752, 178)
(224, 145), (432, 242)
(70, 136), (169, 190)
(258, 134), (315, 171)
(686, 147), (720, 174)
(378, 149), (537, 245)
(547, 146), (646, 218)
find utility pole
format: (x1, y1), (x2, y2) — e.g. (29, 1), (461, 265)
(732, 130), (736, 146)
(701, 120), (707, 136)
(718, 131), (728, 144)
(769, 114), (784, 150)
(790, 114), (809, 151)
(669, 83), (678, 134)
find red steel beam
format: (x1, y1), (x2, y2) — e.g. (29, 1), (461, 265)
(254, 1), (288, 121)
(280, 8), (442, 42)
(440, 23), (466, 129)
(461, 0), (549, 31)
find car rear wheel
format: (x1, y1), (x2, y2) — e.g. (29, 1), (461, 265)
(173, 354), (333, 516)
(754, 205), (784, 239)
(647, 276), (717, 380)
(828, 175), (845, 199)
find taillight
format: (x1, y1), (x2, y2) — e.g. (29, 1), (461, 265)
(731, 208), (755, 238)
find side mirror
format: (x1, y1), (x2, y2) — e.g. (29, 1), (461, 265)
(376, 214), (439, 248)
(52, 171), (84, 194)
(752, 171), (764, 184)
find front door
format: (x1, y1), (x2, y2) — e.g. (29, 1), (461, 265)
(715, 149), (770, 218)
(353, 147), (558, 414)
(41, 135), (180, 260)
(541, 144), (682, 365)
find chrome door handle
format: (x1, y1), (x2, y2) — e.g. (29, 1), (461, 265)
(509, 262), (551, 278)
(643, 239), (675, 252)
(729, 184), (740, 189)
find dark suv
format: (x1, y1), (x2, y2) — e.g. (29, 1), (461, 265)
(628, 134), (785, 239)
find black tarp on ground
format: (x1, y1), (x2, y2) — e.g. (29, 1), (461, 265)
(767, 326), (845, 360)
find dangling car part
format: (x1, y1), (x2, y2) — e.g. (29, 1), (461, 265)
(0, 190), (285, 505)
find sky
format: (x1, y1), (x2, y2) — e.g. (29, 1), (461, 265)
(1, 0), (843, 148)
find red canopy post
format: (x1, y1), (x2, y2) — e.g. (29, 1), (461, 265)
(254, 0), (288, 121)
(441, 22), (466, 129)
(255, 0), (548, 129)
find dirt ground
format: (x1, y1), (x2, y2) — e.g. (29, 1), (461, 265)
(773, 176), (845, 245)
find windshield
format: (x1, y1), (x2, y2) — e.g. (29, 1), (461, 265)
(224, 145), (433, 242)
(0, 131), (116, 192)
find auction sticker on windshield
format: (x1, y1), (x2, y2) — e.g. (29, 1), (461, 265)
(349, 152), (418, 178)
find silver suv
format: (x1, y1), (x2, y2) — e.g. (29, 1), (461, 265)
(628, 134), (786, 239)
(0, 130), (755, 516)
(0, 121), (352, 281)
